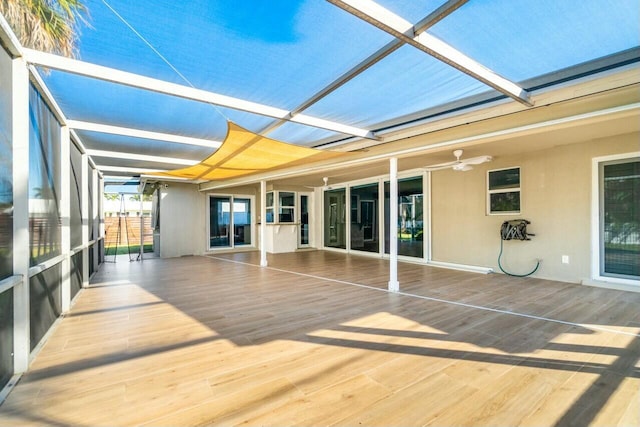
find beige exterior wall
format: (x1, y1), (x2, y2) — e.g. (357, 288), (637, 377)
(431, 132), (638, 283)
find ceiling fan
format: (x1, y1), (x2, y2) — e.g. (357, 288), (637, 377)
(304, 176), (332, 190)
(424, 149), (492, 172)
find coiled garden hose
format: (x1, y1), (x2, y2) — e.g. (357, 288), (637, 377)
(498, 238), (541, 277)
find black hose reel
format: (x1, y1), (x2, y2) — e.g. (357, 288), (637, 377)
(498, 219), (541, 277)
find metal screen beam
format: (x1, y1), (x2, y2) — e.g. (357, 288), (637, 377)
(85, 149), (200, 166)
(260, 0), (468, 136)
(327, 0), (533, 106)
(23, 49), (375, 139)
(67, 120), (222, 149)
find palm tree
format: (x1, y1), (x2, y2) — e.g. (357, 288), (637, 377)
(0, 0), (87, 57)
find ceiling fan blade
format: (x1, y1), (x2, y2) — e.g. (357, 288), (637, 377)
(461, 155), (492, 165)
(424, 160), (458, 171)
(425, 164), (457, 172)
(453, 163), (474, 171)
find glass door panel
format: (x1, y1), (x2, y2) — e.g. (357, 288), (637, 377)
(384, 177), (424, 258)
(350, 183), (378, 253)
(601, 160), (640, 279)
(233, 198), (251, 246)
(324, 189), (346, 249)
(299, 194), (309, 246)
(210, 196), (230, 248)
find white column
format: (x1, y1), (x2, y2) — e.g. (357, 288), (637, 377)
(260, 180), (267, 267)
(60, 125), (71, 312)
(81, 154), (89, 287)
(139, 188), (144, 262)
(388, 157), (399, 292)
(98, 176), (104, 263)
(91, 168), (99, 273)
(12, 57), (31, 373)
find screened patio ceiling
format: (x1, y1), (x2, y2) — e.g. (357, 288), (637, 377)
(10, 0), (640, 188)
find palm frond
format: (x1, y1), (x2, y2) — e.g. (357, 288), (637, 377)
(0, 0), (88, 57)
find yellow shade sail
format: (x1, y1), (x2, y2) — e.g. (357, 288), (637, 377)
(152, 122), (344, 181)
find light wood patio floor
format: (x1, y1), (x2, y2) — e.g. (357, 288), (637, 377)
(0, 251), (638, 426)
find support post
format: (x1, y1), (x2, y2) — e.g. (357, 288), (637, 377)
(139, 188), (143, 262)
(81, 154), (89, 287)
(260, 180), (267, 267)
(12, 57), (30, 373)
(60, 125), (71, 312)
(91, 168), (99, 273)
(388, 157), (399, 292)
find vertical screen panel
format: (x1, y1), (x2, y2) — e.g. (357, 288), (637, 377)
(29, 263), (62, 350)
(29, 84), (62, 267)
(87, 167), (94, 241)
(70, 251), (83, 300)
(0, 288), (14, 390)
(0, 46), (13, 280)
(88, 245), (95, 277)
(70, 142), (83, 249)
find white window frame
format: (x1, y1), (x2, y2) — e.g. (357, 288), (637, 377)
(591, 152), (640, 287)
(265, 191), (274, 224)
(278, 191), (296, 223)
(487, 166), (521, 215)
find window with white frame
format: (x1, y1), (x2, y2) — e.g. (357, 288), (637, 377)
(278, 191), (295, 223)
(266, 192), (274, 223)
(487, 167), (521, 214)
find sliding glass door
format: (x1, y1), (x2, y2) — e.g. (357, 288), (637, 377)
(209, 195), (253, 249)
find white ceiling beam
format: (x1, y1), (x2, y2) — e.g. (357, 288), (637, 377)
(67, 120), (222, 149)
(85, 149), (200, 166)
(23, 48), (376, 139)
(327, 0), (533, 107)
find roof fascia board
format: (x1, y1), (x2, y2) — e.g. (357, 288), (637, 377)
(316, 61), (640, 150)
(259, 0), (467, 136)
(327, 0), (532, 106)
(85, 149), (199, 166)
(22, 48), (375, 139)
(377, 62), (640, 144)
(67, 120), (223, 149)
(199, 101), (640, 191)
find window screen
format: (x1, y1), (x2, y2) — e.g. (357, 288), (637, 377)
(29, 84), (62, 266)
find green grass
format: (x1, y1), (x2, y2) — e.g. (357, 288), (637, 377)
(105, 244), (153, 255)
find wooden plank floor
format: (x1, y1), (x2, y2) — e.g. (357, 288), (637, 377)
(1, 251), (639, 426)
